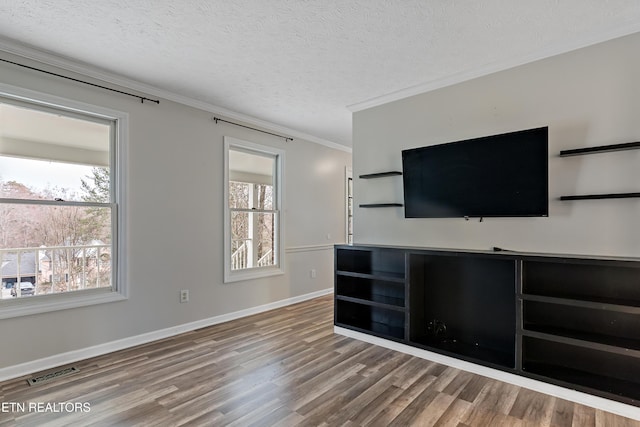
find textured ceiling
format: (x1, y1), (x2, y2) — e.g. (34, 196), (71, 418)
(1, 1), (640, 147)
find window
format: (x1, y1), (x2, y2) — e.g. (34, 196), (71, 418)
(224, 137), (284, 282)
(0, 84), (127, 318)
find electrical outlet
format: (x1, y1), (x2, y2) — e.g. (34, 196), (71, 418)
(310, 269), (317, 279)
(180, 289), (189, 303)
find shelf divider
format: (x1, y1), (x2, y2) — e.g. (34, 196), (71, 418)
(522, 329), (640, 359)
(336, 269), (405, 283)
(335, 295), (405, 311)
(521, 294), (640, 314)
(522, 325), (640, 352)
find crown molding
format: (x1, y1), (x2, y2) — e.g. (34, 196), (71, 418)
(348, 24), (640, 112)
(0, 38), (351, 153)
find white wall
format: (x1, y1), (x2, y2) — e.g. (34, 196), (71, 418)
(0, 52), (351, 369)
(353, 32), (640, 258)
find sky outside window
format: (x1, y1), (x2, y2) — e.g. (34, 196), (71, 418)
(0, 156), (95, 198)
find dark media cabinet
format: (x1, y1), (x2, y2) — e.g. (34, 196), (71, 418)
(334, 244), (640, 407)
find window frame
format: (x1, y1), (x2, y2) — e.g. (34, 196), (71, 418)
(223, 136), (285, 283)
(0, 83), (128, 319)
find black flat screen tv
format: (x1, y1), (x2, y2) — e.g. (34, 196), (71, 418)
(402, 127), (548, 218)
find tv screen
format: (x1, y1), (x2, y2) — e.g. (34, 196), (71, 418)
(402, 127), (548, 218)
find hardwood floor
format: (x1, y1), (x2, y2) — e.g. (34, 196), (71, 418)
(1, 294), (639, 426)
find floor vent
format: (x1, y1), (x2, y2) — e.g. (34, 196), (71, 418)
(27, 366), (79, 386)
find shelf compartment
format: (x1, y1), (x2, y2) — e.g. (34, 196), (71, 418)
(359, 171), (402, 179)
(560, 192), (640, 201)
(408, 254), (516, 368)
(336, 299), (405, 340)
(336, 248), (405, 279)
(521, 330), (640, 359)
(522, 336), (640, 402)
(521, 294), (640, 314)
(522, 260), (640, 307)
(336, 275), (405, 308)
(559, 141), (640, 157)
(523, 300), (640, 351)
(409, 335), (515, 369)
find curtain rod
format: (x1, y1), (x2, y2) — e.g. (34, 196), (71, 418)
(213, 117), (293, 142)
(0, 57), (160, 104)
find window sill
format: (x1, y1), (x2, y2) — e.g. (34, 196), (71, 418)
(224, 266), (285, 283)
(0, 288), (127, 320)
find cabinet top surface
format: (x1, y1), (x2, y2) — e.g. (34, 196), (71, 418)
(335, 244), (640, 263)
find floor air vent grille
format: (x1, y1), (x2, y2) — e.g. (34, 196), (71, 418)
(27, 366), (79, 386)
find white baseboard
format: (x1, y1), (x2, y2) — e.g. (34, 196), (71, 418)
(0, 288), (333, 383)
(334, 326), (640, 421)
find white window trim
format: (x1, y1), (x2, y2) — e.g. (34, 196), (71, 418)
(224, 136), (285, 283)
(0, 83), (128, 320)
(345, 166), (353, 245)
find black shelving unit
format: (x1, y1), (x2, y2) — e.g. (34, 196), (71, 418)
(334, 247), (407, 342)
(520, 258), (640, 404)
(335, 244), (640, 407)
(358, 170), (403, 208)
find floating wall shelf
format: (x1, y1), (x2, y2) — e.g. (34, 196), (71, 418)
(559, 141), (640, 157)
(359, 171), (402, 179)
(560, 192), (640, 201)
(358, 170), (404, 208)
(359, 203), (404, 208)
(560, 141), (640, 200)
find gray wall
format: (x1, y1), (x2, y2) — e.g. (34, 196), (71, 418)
(0, 53), (351, 369)
(353, 32), (640, 258)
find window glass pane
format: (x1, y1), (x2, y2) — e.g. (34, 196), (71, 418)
(229, 149), (274, 187)
(229, 181), (250, 209)
(231, 211), (250, 271)
(256, 212), (275, 267)
(256, 184), (274, 210)
(0, 204), (112, 299)
(0, 101), (111, 202)
(229, 211), (276, 270)
(0, 160), (109, 203)
(231, 211), (249, 241)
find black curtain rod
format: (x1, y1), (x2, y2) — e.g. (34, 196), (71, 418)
(0, 58), (160, 104)
(213, 117), (293, 142)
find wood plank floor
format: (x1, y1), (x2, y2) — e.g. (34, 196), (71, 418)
(1, 294), (639, 426)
